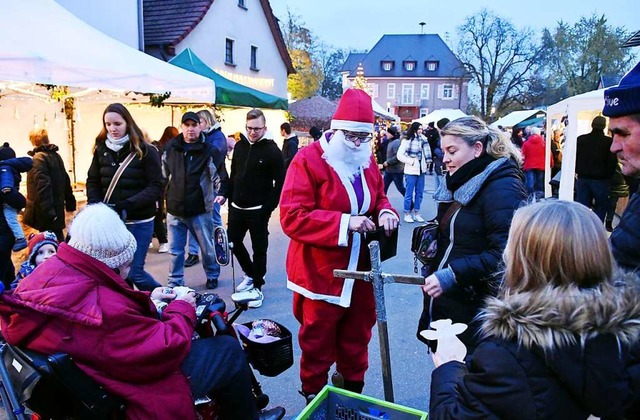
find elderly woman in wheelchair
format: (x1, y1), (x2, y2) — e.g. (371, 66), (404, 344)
(0, 204), (284, 420)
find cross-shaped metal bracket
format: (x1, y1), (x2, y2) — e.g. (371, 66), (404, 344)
(334, 240), (423, 403)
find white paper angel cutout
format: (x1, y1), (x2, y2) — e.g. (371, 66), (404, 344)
(420, 319), (468, 365)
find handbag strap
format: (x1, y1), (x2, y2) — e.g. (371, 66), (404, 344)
(103, 152), (136, 204)
(439, 201), (462, 233)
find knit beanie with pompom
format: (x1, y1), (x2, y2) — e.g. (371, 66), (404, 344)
(68, 203), (136, 269)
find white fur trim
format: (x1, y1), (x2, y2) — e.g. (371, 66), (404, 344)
(379, 209), (399, 220)
(330, 120), (374, 133)
(338, 214), (350, 247)
(287, 279), (355, 308)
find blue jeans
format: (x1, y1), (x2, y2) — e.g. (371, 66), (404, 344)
(384, 172), (406, 196)
(404, 174), (425, 212)
(168, 212), (219, 286)
(126, 220), (161, 291)
(524, 169), (545, 197)
(3, 204), (23, 239)
(576, 178), (611, 222)
(187, 203), (222, 255)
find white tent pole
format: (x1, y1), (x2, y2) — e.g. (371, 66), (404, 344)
(559, 102), (577, 201)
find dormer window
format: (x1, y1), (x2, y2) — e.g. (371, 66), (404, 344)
(381, 61), (394, 71)
(426, 61), (439, 71)
(404, 61), (417, 71)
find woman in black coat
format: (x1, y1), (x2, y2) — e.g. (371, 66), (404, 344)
(86, 103), (163, 291)
(429, 200), (640, 420)
(418, 116), (527, 353)
(23, 129), (76, 242)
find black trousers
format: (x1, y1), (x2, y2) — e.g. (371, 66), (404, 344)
(181, 336), (257, 419)
(0, 234), (15, 289)
(227, 207), (270, 289)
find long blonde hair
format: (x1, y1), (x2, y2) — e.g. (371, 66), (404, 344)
(441, 116), (522, 165)
(503, 200), (613, 293)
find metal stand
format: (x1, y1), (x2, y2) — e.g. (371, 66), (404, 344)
(333, 240), (423, 402)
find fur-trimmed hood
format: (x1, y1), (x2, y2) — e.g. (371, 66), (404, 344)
(480, 272), (640, 350)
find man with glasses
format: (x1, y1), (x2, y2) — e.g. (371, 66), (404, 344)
(226, 109), (285, 308)
(280, 89), (399, 403)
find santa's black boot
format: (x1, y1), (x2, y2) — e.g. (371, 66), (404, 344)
(343, 380), (365, 394)
(298, 389), (317, 406)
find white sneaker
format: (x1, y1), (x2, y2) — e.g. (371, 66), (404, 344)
(413, 213), (425, 223)
(403, 214), (414, 223)
(248, 289), (264, 308)
(232, 288), (263, 308)
(158, 243), (170, 253)
(236, 276), (255, 292)
(148, 241), (154, 249)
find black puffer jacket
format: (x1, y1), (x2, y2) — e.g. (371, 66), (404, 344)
(429, 274), (640, 420)
(23, 144), (76, 232)
(86, 141), (162, 221)
(418, 158), (527, 351)
(611, 185), (640, 271)
(162, 133), (228, 218)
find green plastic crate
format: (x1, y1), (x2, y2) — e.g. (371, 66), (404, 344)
(296, 386), (428, 420)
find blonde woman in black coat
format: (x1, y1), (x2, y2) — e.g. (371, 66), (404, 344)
(429, 200), (640, 419)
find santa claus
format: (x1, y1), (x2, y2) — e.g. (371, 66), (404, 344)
(280, 88), (399, 402)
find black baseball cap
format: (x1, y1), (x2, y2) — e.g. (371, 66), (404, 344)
(181, 112), (200, 124)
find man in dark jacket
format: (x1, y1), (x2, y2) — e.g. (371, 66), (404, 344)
(575, 116), (617, 221)
(603, 61), (640, 271)
(280, 122), (298, 172)
(23, 129), (76, 242)
(382, 126), (405, 195)
(226, 109), (285, 308)
(163, 112), (228, 290)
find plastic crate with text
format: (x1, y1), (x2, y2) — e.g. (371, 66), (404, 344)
(296, 386), (428, 420)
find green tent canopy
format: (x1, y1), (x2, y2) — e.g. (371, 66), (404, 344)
(170, 48), (288, 110)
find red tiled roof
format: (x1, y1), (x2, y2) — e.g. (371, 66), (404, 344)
(143, 0), (294, 74)
(144, 0), (213, 46)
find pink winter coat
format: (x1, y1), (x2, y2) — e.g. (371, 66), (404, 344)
(0, 243), (197, 419)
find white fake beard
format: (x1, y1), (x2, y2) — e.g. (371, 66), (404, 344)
(323, 130), (372, 181)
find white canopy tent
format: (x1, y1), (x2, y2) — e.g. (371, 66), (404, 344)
(491, 109), (545, 129)
(0, 0), (216, 103)
(372, 99), (399, 121)
(545, 89), (606, 200)
(413, 109), (468, 125)
(0, 0), (217, 182)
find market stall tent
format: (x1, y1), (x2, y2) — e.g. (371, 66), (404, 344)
(546, 89), (606, 200)
(170, 49), (287, 110)
(0, 0), (217, 182)
(0, 0), (215, 103)
(413, 109), (468, 125)
(491, 109), (545, 129)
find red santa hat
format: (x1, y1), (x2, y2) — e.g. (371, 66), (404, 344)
(330, 89), (374, 133)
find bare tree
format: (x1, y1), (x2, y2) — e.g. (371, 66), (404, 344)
(457, 9), (543, 121)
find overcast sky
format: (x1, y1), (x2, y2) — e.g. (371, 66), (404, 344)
(269, 0), (640, 52)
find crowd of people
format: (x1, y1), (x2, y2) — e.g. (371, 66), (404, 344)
(1, 58), (640, 419)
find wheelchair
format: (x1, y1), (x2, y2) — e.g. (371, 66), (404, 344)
(0, 291), (291, 420)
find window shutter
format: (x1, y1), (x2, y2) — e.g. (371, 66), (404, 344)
(437, 84), (443, 99)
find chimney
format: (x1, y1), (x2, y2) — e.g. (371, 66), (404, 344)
(419, 22), (426, 34)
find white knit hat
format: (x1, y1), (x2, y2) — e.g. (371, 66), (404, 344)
(68, 203), (137, 269)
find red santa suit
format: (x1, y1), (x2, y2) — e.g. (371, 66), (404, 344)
(280, 132), (398, 395)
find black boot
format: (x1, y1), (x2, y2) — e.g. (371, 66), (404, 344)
(343, 380), (365, 394)
(298, 389), (317, 406)
(606, 219), (614, 232)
